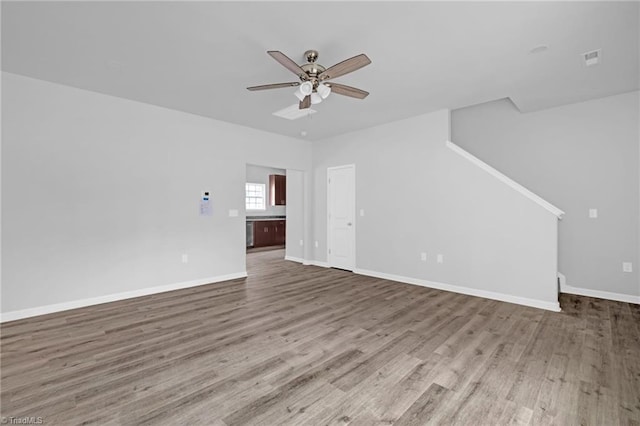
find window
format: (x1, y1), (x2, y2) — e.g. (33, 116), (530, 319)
(245, 183), (266, 210)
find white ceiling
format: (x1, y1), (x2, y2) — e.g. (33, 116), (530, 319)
(2, 1), (638, 141)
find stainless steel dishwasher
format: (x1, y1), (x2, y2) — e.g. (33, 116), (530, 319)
(246, 221), (254, 248)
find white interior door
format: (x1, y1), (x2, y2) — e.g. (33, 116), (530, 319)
(327, 165), (355, 271)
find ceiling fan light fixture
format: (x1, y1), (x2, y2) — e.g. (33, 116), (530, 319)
(294, 81), (313, 101)
(310, 92), (323, 105)
(317, 83), (331, 99)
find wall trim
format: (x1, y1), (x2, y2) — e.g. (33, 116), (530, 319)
(446, 140), (565, 219)
(354, 268), (561, 312)
(560, 283), (640, 305)
(558, 272), (639, 304)
(303, 260), (330, 268)
(0, 272), (248, 323)
(284, 256), (330, 268)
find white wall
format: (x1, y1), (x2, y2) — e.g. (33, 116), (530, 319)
(245, 164), (286, 217)
(285, 169), (305, 261)
(452, 92), (640, 299)
(1, 72), (312, 316)
(312, 110), (560, 310)
(7, 71), (612, 318)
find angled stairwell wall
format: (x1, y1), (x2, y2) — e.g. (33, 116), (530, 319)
(452, 94), (639, 303)
(312, 110), (563, 311)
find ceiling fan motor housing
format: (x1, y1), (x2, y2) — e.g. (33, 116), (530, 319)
(301, 63), (326, 78)
(301, 50), (326, 90)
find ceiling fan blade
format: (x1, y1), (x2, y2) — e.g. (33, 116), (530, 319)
(267, 51), (309, 81)
(326, 83), (369, 99)
(318, 54), (371, 81)
(299, 95), (311, 109)
(247, 82), (300, 91)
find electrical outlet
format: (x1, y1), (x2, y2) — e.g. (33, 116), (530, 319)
(315, 241), (319, 248)
(420, 252), (427, 262)
(299, 239), (304, 246)
(181, 254), (188, 264)
(623, 262), (633, 273)
(437, 254), (444, 264)
(589, 208), (598, 218)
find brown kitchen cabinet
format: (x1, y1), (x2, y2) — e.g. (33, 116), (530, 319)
(274, 220), (286, 245)
(252, 220), (286, 248)
(253, 221), (274, 247)
(269, 174), (286, 206)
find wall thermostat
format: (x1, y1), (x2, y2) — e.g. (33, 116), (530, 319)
(200, 190), (212, 216)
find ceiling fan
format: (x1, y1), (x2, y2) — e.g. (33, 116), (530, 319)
(247, 50), (371, 109)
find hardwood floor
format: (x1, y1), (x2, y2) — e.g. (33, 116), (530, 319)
(246, 245), (286, 254)
(1, 249), (639, 425)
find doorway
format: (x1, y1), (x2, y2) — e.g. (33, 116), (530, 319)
(245, 165), (306, 274)
(327, 164), (356, 271)
(245, 164), (287, 255)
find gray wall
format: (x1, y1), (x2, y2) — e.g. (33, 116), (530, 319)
(4, 70), (633, 316)
(452, 92), (640, 297)
(1, 72), (312, 314)
(285, 169), (305, 260)
(312, 110), (560, 308)
(245, 164), (286, 217)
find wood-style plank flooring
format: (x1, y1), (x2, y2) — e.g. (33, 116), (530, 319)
(1, 249), (639, 425)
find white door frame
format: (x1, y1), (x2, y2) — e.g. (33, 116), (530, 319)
(327, 164), (356, 271)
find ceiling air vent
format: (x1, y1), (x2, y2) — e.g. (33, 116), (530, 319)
(582, 49), (601, 67)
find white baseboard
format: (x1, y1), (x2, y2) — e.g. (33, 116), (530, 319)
(284, 256), (329, 268)
(0, 272), (248, 323)
(558, 272), (639, 304)
(560, 283), (640, 305)
(354, 268), (561, 312)
(557, 272), (567, 290)
(303, 260), (330, 268)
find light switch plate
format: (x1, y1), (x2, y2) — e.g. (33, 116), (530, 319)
(360, 209), (365, 217)
(420, 252), (427, 262)
(623, 262), (633, 273)
(437, 254), (444, 264)
(589, 208), (598, 218)
(228, 209), (239, 217)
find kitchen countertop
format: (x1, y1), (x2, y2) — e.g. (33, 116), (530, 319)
(246, 216), (286, 221)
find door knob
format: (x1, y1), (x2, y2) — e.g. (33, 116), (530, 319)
(347, 222), (352, 226)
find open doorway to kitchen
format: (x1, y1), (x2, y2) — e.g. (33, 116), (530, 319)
(245, 164), (287, 257)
